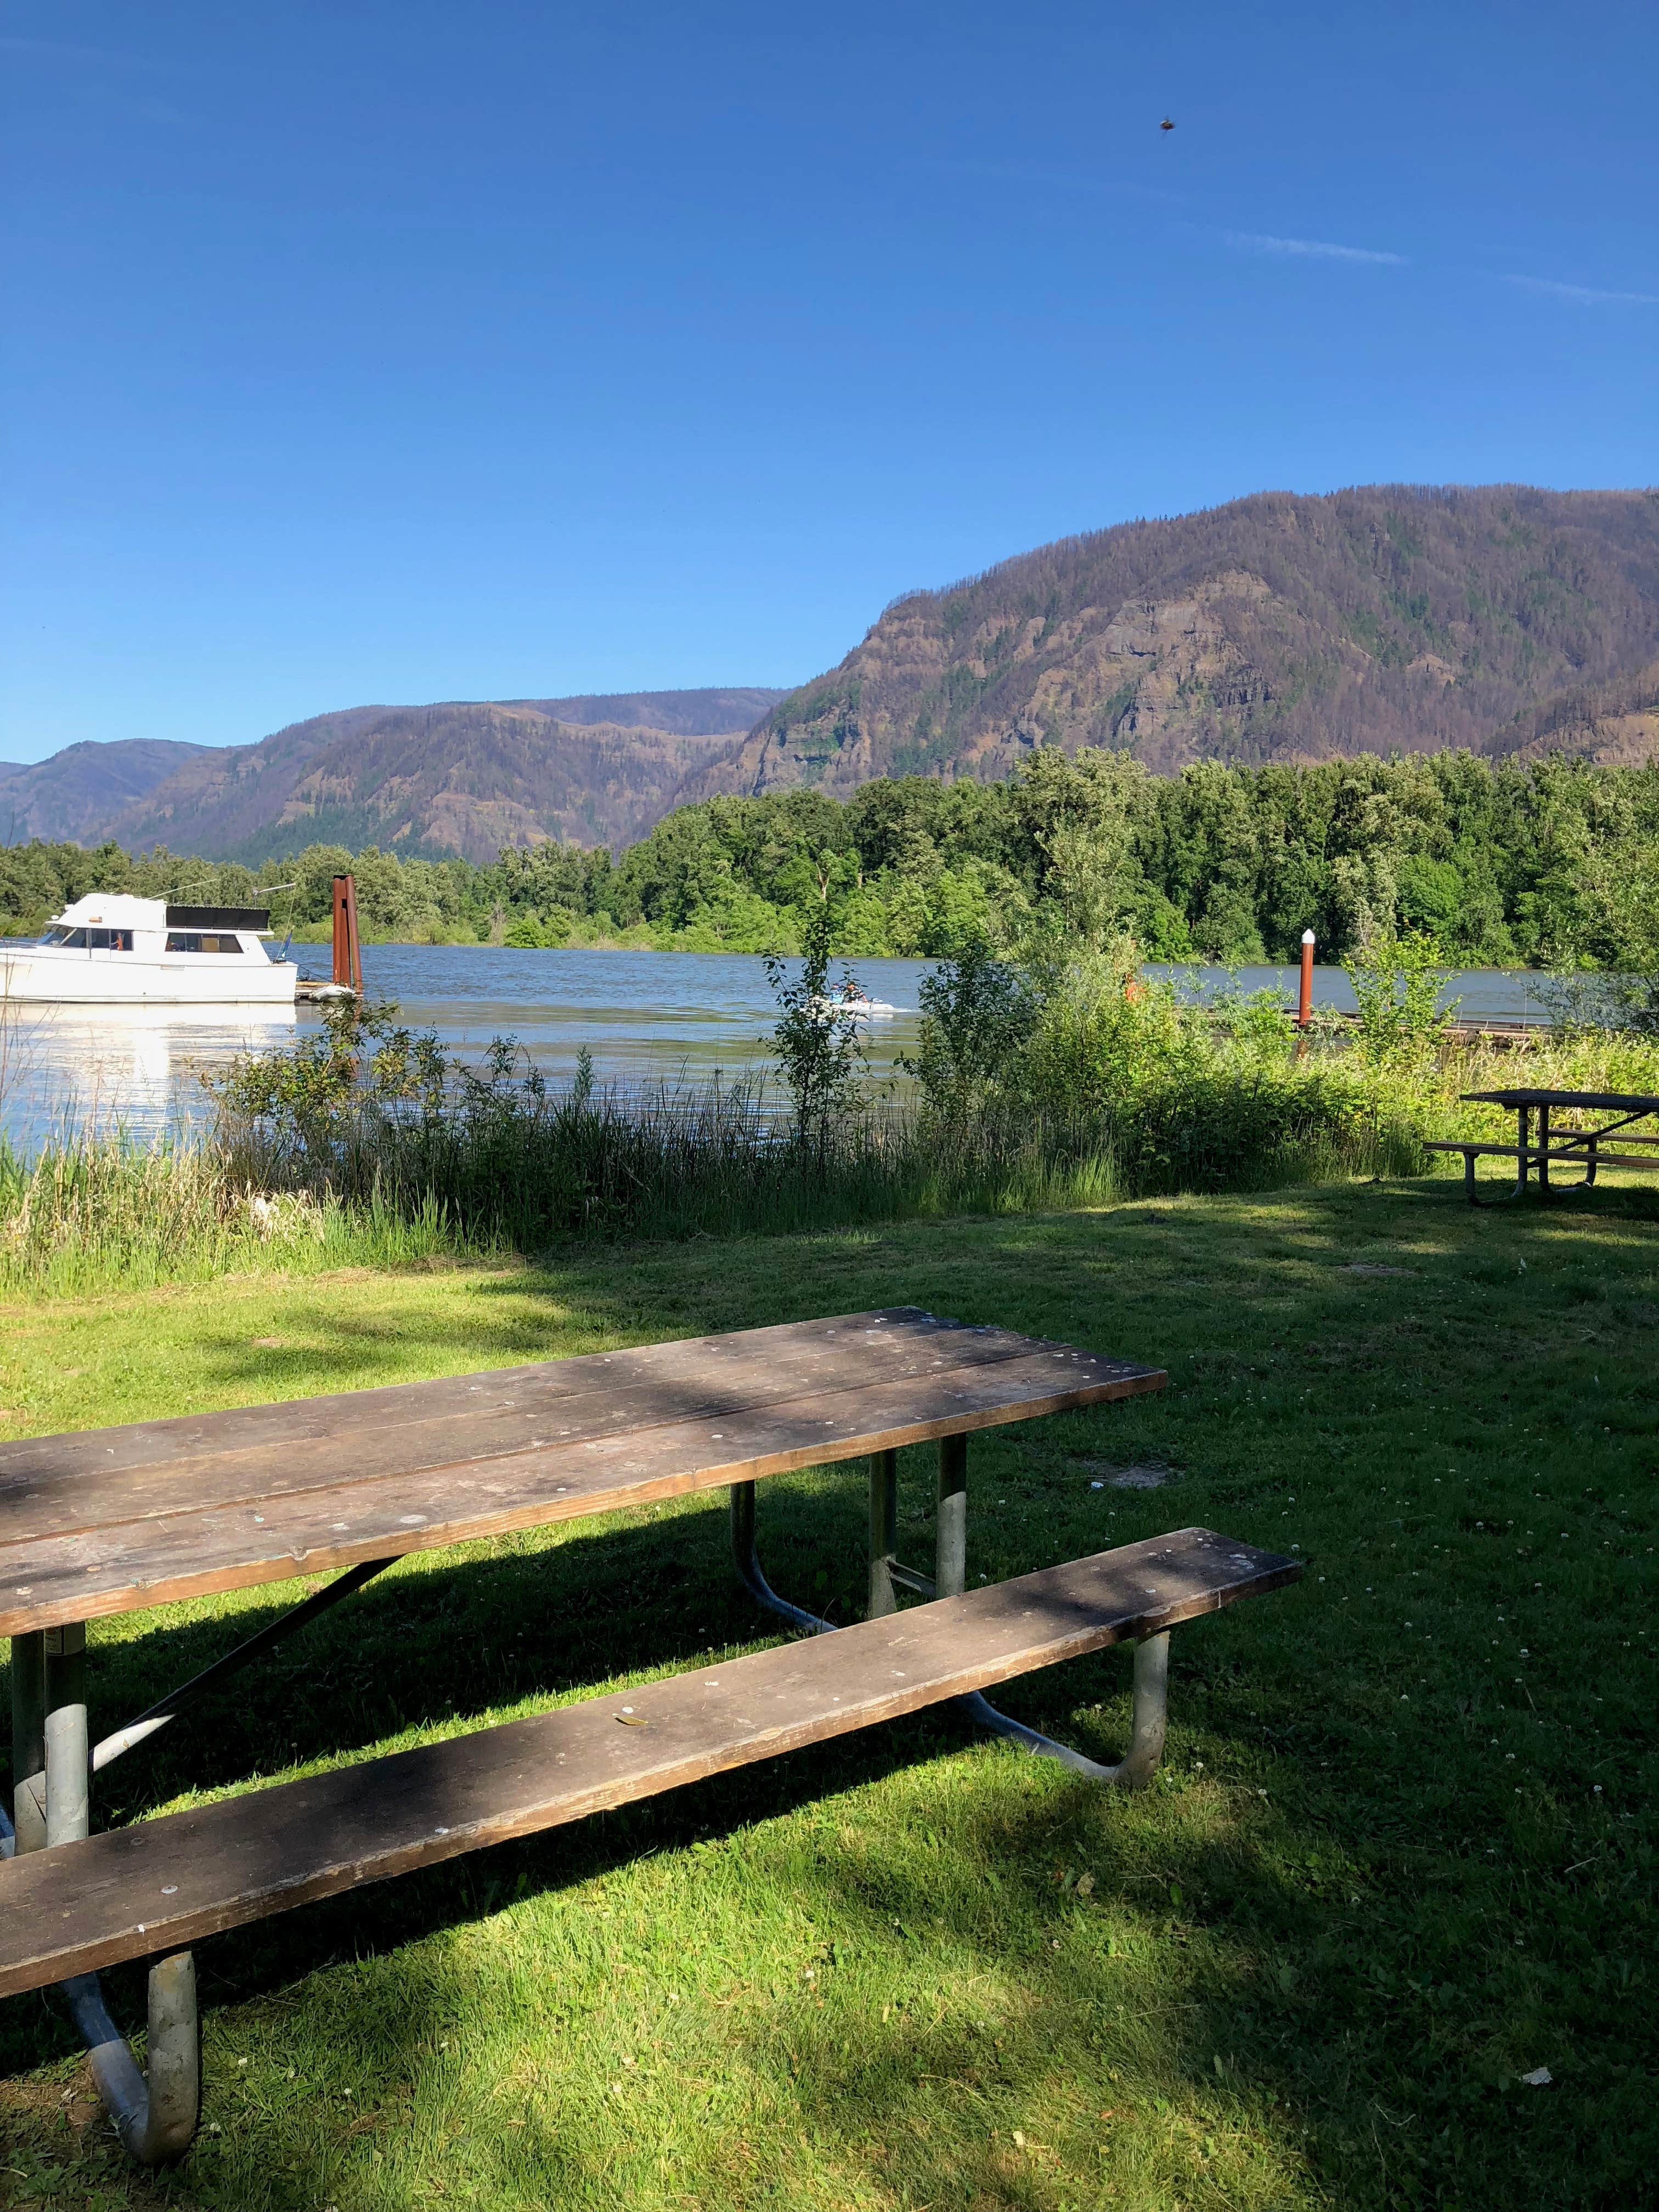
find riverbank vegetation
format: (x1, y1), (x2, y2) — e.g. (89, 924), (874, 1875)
(5, 746), (1659, 967)
(3, 919), (1656, 1301)
(1, 1184), (1653, 2212)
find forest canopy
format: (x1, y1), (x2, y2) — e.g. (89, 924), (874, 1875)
(3, 748), (1657, 972)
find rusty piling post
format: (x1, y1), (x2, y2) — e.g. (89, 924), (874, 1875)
(331, 875), (363, 994)
(1297, 929), (1315, 1030)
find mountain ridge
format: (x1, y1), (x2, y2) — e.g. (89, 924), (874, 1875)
(686, 484), (1659, 804)
(103, 689), (787, 864)
(0, 739), (216, 845)
(11, 485), (1659, 865)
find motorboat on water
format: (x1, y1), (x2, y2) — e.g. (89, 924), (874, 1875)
(0, 895), (297, 1006)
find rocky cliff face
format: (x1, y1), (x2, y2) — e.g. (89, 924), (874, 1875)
(688, 486), (1659, 803)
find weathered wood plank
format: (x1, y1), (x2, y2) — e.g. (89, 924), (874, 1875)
(0, 1530), (1297, 1997)
(1460, 1089), (1659, 1113)
(1424, 1141), (1659, 1169)
(0, 1311), (1062, 1545)
(0, 1346), (1165, 1634)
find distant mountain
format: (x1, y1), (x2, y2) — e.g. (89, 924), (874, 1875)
(0, 739), (214, 844)
(687, 486), (1659, 802)
(85, 689), (785, 863)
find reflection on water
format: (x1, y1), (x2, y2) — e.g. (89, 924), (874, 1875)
(0, 996), (298, 1155)
(0, 940), (1556, 1156)
(0, 945), (933, 1155)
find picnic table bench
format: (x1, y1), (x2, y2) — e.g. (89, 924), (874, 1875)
(1424, 1088), (1659, 1204)
(1, 1307), (1298, 2163)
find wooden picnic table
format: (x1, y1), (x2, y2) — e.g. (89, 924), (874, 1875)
(1, 1306), (1296, 2164)
(1426, 1088), (1659, 1204)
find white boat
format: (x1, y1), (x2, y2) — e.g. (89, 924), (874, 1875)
(0, 895), (297, 1006)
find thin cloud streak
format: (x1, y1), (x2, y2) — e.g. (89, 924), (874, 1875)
(1224, 230), (1406, 266)
(1503, 274), (1659, 307)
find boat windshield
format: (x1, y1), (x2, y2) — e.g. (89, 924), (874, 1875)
(36, 926), (136, 950)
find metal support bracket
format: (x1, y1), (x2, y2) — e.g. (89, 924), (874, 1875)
(93, 1555), (393, 1772)
(726, 1441), (1172, 1790)
(955, 1629), (1169, 1787)
(729, 1481), (834, 1634)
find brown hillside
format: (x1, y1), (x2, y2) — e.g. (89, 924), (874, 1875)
(112, 689), (786, 862)
(688, 486), (1659, 802)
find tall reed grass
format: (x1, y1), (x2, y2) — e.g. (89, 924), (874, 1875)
(0, 1132), (455, 1299)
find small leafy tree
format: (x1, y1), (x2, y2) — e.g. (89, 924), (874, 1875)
(763, 899), (866, 1158)
(1342, 931), (1457, 1070)
(904, 936), (1039, 1122)
(207, 996), (449, 1160)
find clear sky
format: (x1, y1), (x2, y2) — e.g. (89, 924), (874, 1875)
(3, 1), (1656, 763)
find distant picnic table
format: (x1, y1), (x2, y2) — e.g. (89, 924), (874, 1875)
(1426, 1088), (1659, 1204)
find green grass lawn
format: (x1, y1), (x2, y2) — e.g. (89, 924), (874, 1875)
(1, 1177), (1655, 2212)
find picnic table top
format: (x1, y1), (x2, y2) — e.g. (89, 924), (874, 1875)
(1459, 1088), (1659, 1112)
(0, 1308), (1165, 1639)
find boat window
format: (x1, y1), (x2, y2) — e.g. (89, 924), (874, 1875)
(38, 926), (87, 947)
(165, 931), (246, 953)
(86, 928), (136, 951)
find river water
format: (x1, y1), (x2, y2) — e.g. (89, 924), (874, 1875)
(0, 942), (1558, 1155)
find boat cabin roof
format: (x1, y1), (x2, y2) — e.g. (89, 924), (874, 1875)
(56, 894), (169, 930)
(54, 896), (272, 934)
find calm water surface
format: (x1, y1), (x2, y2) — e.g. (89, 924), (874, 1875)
(0, 943), (1556, 1154)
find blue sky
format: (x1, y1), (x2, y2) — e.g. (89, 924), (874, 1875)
(3, 1), (1656, 763)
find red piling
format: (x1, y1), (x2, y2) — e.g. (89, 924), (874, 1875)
(1297, 929), (1315, 1030)
(331, 875), (363, 994)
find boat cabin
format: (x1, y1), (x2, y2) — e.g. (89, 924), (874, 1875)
(2, 897), (297, 1005)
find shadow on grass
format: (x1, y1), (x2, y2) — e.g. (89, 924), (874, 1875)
(3, 1172), (1655, 2208)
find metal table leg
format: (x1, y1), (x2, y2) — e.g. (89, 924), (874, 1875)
(935, 1435), (1167, 1787)
(729, 1480), (834, 1634)
(3, 1561), (394, 2161)
(869, 1449), (899, 1619)
(22, 1623), (201, 2163)
(725, 1443), (1170, 1789)
(8, 1629), (46, 1855)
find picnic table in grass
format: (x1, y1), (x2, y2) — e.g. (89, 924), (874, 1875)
(1, 1307), (1298, 2165)
(1425, 1088), (1659, 1205)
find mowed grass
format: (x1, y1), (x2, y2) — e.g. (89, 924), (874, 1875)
(0, 1178), (1654, 2212)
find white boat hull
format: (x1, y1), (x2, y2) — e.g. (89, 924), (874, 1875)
(0, 950), (298, 1006)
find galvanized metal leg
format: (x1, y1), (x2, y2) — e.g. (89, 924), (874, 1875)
(33, 1623), (201, 2165)
(869, 1451), (899, 1619)
(936, 1433), (967, 1600)
(957, 1630), (1170, 1788)
(61, 1958), (200, 2164)
(935, 1434), (1170, 1788)
(7, 1629), (47, 1855)
(724, 1442), (1171, 1790)
(44, 1624), (89, 1848)
(729, 1481), (834, 1634)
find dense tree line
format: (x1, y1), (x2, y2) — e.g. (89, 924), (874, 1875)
(3, 748), (1656, 970)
